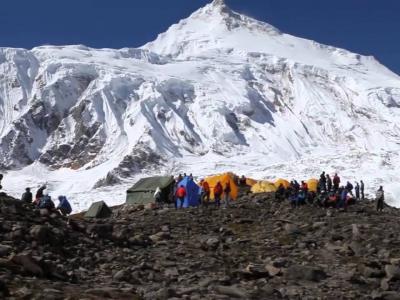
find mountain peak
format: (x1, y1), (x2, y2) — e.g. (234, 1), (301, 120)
(211, 0), (226, 7)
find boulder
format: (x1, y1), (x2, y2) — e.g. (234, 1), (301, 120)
(385, 265), (400, 280)
(30, 225), (53, 244)
(113, 269), (130, 282)
(285, 265), (327, 282)
(214, 285), (249, 299)
(0, 244), (12, 257)
(0, 280), (9, 297)
(10, 254), (44, 277)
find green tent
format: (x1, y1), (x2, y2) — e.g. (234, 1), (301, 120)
(84, 201), (112, 218)
(126, 176), (175, 205)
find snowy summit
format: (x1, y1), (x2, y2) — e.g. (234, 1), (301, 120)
(1, 1), (400, 210)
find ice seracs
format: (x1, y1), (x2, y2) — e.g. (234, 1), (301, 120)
(1, 0), (400, 210)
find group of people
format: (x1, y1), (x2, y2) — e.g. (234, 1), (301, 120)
(157, 174), (233, 209)
(275, 172), (385, 212)
(20, 185), (73, 215)
(0, 174), (73, 216)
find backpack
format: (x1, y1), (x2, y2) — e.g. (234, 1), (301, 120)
(39, 196), (55, 209)
(176, 187), (186, 198)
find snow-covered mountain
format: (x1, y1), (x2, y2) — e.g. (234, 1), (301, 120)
(2, 0), (400, 210)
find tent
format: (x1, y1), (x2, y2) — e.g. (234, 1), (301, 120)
(84, 201), (112, 218)
(307, 179), (319, 192)
(245, 178), (258, 187)
(177, 177), (200, 208)
(204, 173), (238, 200)
(274, 179), (290, 189)
(251, 181), (277, 194)
(126, 176), (174, 205)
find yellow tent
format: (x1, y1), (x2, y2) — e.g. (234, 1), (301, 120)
(274, 179), (290, 189)
(245, 178), (258, 187)
(251, 181), (277, 194)
(307, 179), (319, 192)
(204, 173), (239, 200)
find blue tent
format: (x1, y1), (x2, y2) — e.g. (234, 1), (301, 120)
(177, 177), (200, 208)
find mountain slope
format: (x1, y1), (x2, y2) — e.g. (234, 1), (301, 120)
(1, 0), (400, 210)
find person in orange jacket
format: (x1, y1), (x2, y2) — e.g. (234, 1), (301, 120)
(175, 185), (186, 209)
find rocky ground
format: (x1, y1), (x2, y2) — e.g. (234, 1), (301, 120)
(0, 191), (400, 299)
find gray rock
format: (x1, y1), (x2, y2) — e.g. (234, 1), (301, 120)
(0, 244), (12, 257)
(0, 280), (9, 297)
(385, 264), (400, 280)
(10, 253), (43, 277)
(284, 224), (300, 235)
(214, 285), (248, 299)
(285, 265), (327, 282)
(266, 264), (281, 277)
(205, 237), (219, 250)
(30, 225), (52, 244)
(113, 269), (130, 282)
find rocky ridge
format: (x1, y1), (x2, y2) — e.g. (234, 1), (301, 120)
(0, 192), (400, 299)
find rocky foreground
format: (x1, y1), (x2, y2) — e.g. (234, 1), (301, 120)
(0, 192), (400, 299)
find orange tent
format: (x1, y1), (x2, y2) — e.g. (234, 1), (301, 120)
(204, 173), (239, 201)
(274, 178), (290, 189)
(307, 179), (319, 192)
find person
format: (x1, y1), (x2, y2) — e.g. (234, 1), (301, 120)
(21, 188), (33, 204)
(189, 173), (194, 180)
(154, 187), (162, 207)
(293, 180), (300, 193)
(376, 186), (385, 212)
(57, 195), (72, 216)
(175, 185), (186, 209)
(333, 174), (340, 191)
(214, 182), (223, 208)
(326, 174), (332, 192)
(360, 180), (365, 200)
(346, 182), (354, 196)
(319, 172), (326, 192)
(0, 174), (3, 190)
(177, 174), (183, 184)
(355, 182), (360, 200)
(338, 187), (348, 209)
(239, 175), (247, 186)
(38, 191), (55, 210)
(223, 182), (231, 208)
(301, 181), (308, 192)
(276, 184), (286, 201)
(35, 185), (47, 204)
(201, 180), (211, 206)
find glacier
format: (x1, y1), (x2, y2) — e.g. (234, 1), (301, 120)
(1, 0), (400, 211)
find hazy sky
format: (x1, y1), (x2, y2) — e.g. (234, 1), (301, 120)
(0, 0), (399, 74)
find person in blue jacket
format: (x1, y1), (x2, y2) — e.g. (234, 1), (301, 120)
(57, 195), (72, 216)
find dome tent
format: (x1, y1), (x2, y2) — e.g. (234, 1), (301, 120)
(204, 173), (238, 201)
(177, 177), (200, 208)
(307, 179), (319, 192)
(84, 201), (112, 218)
(251, 181), (277, 194)
(274, 179), (290, 189)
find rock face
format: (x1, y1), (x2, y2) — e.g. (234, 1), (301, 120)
(1, 191), (400, 299)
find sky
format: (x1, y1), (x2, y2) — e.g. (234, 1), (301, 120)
(0, 0), (399, 74)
